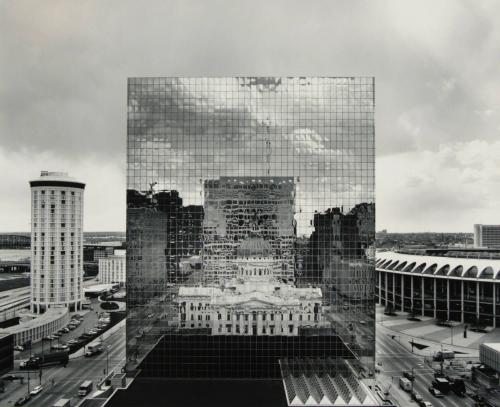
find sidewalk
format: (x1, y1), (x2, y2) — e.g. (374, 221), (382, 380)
(377, 322), (479, 359)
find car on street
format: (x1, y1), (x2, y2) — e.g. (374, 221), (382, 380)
(67, 324), (76, 330)
(52, 332), (62, 338)
(42, 336), (53, 341)
(404, 371), (415, 381)
(428, 386), (444, 397)
(418, 401), (433, 407)
(30, 385), (43, 396)
(15, 394), (32, 405)
(13, 345), (24, 351)
(67, 339), (78, 345)
(411, 391), (423, 402)
(61, 327), (70, 333)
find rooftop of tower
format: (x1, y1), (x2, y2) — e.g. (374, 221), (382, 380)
(29, 171), (85, 189)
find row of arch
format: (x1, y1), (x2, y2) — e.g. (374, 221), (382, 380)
(375, 258), (500, 280)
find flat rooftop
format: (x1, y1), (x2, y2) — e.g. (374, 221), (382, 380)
(482, 343), (500, 352)
(107, 378), (287, 407)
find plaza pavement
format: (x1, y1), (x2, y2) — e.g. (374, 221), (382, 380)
(376, 305), (500, 359)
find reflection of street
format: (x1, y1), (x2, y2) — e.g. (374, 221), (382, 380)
(1, 323), (125, 406)
(376, 324), (473, 407)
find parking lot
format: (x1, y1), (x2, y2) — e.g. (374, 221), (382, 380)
(14, 297), (104, 361)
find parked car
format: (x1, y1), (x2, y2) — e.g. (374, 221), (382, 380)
(67, 324), (76, 330)
(30, 385), (44, 396)
(52, 333), (62, 338)
(428, 387), (443, 398)
(61, 327), (70, 333)
(42, 336), (53, 341)
(15, 394), (32, 405)
(418, 401), (433, 407)
(13, 345), (24, 352)
(411, 390), (423, 402)
(67, 339), (78, 345)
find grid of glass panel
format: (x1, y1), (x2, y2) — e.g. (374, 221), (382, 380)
(126, 77), (375, 378)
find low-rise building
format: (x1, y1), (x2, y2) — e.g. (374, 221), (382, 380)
(480, 343), (500, 373)
(98, 250), (126, 286)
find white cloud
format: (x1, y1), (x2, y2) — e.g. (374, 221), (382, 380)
(377, 139), (500, 232)
(0, 0), (499, 231)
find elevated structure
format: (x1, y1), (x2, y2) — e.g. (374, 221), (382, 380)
(30, 171), (85, 313)
(0, 234), (30, 249)
(0, 306), (69, 346)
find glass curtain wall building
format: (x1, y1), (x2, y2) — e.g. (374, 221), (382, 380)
(126, 77), (375, 386)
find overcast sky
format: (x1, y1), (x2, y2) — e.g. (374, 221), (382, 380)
(1, 0), (499, 233)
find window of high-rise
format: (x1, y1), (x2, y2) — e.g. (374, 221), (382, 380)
(125, 77), (375, 406)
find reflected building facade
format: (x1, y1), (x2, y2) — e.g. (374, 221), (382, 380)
(126, 77), (375, 402)
(203, 177), (295, 283)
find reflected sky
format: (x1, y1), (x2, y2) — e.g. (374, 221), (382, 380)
(127, 77), (374, 235)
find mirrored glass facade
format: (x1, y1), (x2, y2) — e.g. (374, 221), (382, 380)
(126, 77), (375, 380)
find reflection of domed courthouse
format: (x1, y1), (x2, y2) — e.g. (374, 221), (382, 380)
(177, 236), (324, 335)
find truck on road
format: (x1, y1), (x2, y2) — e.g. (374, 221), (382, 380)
(399, 377), (412, 391)
(20, 351), (69, 369)
(78, 380), (93, 397)
(450, 378), (466, 397)
(432, 377), (450, 394)
(85, 343), (103, 357)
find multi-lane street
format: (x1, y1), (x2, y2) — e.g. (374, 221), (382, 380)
(1, 323), (126, 406)
(376, 323), (474, 407)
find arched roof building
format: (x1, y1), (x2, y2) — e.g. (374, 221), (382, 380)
(376, 251), (500, 328)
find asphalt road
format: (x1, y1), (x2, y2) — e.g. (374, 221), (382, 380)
(376, 324), (474, 407)
(1, 322), (126, 407)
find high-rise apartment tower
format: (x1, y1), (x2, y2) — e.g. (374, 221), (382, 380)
(29, 171), (85, 313)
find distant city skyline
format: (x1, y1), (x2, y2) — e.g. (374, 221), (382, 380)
(1, 0), (500, 233)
